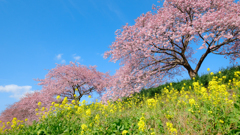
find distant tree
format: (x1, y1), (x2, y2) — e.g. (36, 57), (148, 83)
(35, 61), (110, 105)
(0, 90), (56, 128)
(102, 0), (240, 103)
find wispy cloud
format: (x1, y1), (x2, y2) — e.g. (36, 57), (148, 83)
(72, 54), (81, 61)
(74, 56), (81, 61)
(55, 54), (82, 64)
(106, 1), (128, 23)
(61, 60), (66, 63)
(56, 54), (63, 60)
(0, 84), (35, 100)
(55, 54), (66, 64)
(68, 0), (85, 16)
(96, 52), (104, 57)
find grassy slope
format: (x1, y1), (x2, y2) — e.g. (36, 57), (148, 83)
(1, 65), (240, 134)
(121, 66), (239, 103)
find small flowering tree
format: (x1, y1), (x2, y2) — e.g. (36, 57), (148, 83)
(102, 0), (240, 103)
(35, 61), (110, 105)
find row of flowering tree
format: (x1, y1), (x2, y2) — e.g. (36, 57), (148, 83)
(1, 0), (240, 125)
(0, 62), (110, 124)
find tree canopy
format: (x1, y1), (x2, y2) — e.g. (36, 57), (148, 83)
(102, 0), (240, 104)
(35, 62), (110, 104)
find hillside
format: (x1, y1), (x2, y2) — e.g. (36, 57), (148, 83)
(0, 65), (240, 135)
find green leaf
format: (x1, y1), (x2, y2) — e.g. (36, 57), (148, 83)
(60, 132), (71, 135)
(37, 130), (46, 135)
(63, 129), (69, 133)
(120, 125), (124, 130)
(117, 125), (120, 130)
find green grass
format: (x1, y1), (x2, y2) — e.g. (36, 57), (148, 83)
(1, 65), (240, 135)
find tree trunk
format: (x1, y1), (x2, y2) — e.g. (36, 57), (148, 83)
(183, 64), (198, 79)
(188, 69), (197, 79)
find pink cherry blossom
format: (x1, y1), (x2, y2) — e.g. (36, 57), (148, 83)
(35, 61), (110, 104)
(102, 0), (240, 104)
(0, 90), (56, 128)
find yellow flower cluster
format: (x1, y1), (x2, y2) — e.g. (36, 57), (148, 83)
(80, 123), (88, 135)
(189, 98), (196, 106)
(166, 122), (177, 134)
(164, 111), (174, 119)
(138, 113), (146, 132)
(56, 95), (61, 100)
(1, 69), (239, 134)
(147, 98), (157, 109)
(0, 117), (25, 133)
(122, 130), (128, 135)
(86, 109), (91, 116)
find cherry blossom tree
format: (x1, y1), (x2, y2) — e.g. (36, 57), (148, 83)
(35, 61), (110, 105)
(102, 0), (240, 104)
(0, 62), (110, 128)
(0, 90), (56, 128)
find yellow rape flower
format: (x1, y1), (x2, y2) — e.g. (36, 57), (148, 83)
(208, 111), (212, 114)
(138, 120), (146, 132)
(54, 104), (59, 108)
(122, 130), (128, 135)
(95, 114), (100, 121)
(56, 95), (61, 100)
(81, 124), (87, 131)
(219, 120), (224, 123)
(151, 132), (155, 135)
(189, 99), (195, 105)
(86, 109), (91, 116)
(72, 100), (75, 104)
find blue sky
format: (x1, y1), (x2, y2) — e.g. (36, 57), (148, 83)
(0, 0), (239, 114)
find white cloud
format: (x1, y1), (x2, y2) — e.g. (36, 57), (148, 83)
(56, 54), (63, 60)
(72, 54), (81, 61)
(56, 53), (82, 64)
(61, 60), (66, 63)
(55, 54), (66, 64)
(0, 84), (35, 100)
(74, 56), (81, 61)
